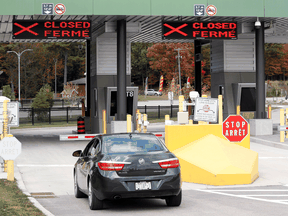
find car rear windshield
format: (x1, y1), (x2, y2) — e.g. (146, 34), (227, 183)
(102, 134), (166, 154)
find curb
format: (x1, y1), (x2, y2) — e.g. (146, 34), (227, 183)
(14, 165), (55, 216)
(250, 136), (288, 150)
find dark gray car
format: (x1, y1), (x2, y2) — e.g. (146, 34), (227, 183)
(73, 133), (182, 210)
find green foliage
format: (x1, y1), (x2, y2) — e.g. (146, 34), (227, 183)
(2, 85), (15, 100)
(30, 84), (54, 120)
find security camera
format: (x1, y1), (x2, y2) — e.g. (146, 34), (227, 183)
(255, 20), (261, 29)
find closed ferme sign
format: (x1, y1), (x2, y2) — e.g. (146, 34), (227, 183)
(162, 21), (237, 40)
(13, 20), (91, 39)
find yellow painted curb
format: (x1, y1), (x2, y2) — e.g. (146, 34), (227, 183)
(173, 134), (259, 185)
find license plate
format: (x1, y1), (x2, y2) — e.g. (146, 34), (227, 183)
(135, 181), (151, 190)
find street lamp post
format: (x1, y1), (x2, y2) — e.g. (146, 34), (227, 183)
(7, 49), (33, 102)
(174, 48), (182, 95)
(53, 58), (57, 98)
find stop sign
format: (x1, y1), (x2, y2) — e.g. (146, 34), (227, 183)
(223, 115), (248, 142)
(0, 137), (22, 160)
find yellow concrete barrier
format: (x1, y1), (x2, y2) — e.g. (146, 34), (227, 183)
(173, 134), (258, 185)
(165, 124), (250, 152)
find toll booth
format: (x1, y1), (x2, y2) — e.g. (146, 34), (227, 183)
(105, 87), (138, 133)
(232, 83), (267, 116)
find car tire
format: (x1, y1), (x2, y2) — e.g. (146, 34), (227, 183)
(154, 93), (158, 96)
(165, 190), (182, 207)
(74, 172), (86, 198)
(88, 179), (103, 210)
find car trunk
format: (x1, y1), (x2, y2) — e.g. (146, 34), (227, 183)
(107, 153), (171, 177)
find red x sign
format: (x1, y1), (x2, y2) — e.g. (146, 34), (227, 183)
(163, 23), (188, 36)
(14, 23), (39, 36)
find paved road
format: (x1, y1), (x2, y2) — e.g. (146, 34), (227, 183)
(7, 134), (288, 216)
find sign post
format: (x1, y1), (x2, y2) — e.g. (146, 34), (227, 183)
(0, 137), (22, 181)
(222, 115), (248, 142)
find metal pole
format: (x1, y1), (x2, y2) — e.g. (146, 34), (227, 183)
(117, 20), (127, 120)
(54, 58), (57, 99)
(18, 55), (20, 102)
(174, 48), (182, 95)
(194, 40), (202, 97)
(255, 22), (265, 119)
(7, 49), (33, 103)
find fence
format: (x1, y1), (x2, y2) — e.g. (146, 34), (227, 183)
(137, 105), (179, 120)
(12, 99), (79, 109)
(19, 107), (82, 125)
(16, 105), (180, 125)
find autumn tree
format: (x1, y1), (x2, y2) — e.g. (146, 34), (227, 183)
(265, 43), (285, 80)
(0, 42), (84, 99)
(147, 43), (208, 91)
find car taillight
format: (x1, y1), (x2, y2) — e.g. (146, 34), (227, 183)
(98, 162), (125, 171)
(158, 159), (179, 169)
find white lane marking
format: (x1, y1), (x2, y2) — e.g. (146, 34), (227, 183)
(17, 165), (74, 167)
(209, 190), (288, 192)
(195, 189), (288, 205)
(259, 157), (288, 159)
(246, 195), (288, 197)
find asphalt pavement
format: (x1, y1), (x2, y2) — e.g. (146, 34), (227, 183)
(1, 98), (288, 215)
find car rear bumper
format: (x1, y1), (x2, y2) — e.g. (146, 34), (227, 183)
(91, 171), (181, 200)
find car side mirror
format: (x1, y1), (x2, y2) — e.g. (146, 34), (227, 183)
(72, 150), (82, 157)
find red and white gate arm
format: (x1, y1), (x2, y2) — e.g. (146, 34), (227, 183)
(59, 134), (99, 141)
(60, 132), (165, 141)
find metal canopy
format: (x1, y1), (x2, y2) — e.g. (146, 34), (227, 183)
(1, 15), (288, 43)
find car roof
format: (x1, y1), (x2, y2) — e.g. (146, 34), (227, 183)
(99, 132), (156, 139)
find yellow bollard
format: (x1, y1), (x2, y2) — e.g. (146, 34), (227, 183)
(202, 95), (207, 98)
(102, 110), (106, 134)
(1, 100), (9, 140)
(268, 104), (272, 119)
(7, 160), (14, 181)
(189, 120), (193, 125)
(280, 109), (284, 142)
(4, 160), (7, 172)
(179, 95), (184, 112)
(286, 108), (288, 139)
(236, 105), (240, 115)
(127, 114), (132, 132)
(218, 95), (223, 124)
(135, 110), (141, 132)
(165, 115), (170, 121)
(143, 114), (147, 133)
(137, 111), (142, 132)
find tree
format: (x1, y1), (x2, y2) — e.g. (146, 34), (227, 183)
(2, 85), (15, 100)
(146, 43), (208, 91)
(131, 43), (154, 89)
(265, 43), (285, 80)
(31, 84), (54, 120)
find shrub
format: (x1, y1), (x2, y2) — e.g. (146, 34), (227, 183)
(2, 85), (15, 100)
(30, 84), (54, 121)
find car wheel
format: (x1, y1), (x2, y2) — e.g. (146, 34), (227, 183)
(88, 179), (103, 210)
(155, 93), (158, 96)
(74, 172), (86, 198)
(165, 190), (182, 207)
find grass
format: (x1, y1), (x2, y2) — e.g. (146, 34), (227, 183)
(0, 179), (45, 216)
(138, 95), (168, 101)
